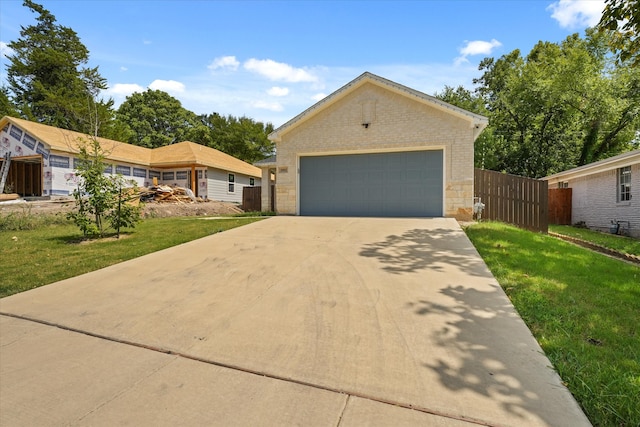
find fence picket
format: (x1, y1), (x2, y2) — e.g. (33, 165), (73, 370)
(474, 168), (548, 233)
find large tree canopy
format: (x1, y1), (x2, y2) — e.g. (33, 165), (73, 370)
(115, 89), (205, 148)
(467, 30), (639, 178)
(598, 0), (640, 65)
(115, 90), (275, 162)
(198, 113), (275, 164)
(435, 85), (498, 170)
(0, 87), (19, 119)
(5, 0), (114, 136)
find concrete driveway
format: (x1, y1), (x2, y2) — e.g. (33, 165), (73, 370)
(0, 217), (590, 426)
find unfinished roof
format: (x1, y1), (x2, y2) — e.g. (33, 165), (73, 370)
(2, 116), (151, 166)
(150, 141), (261, 177)
(269, 72), (489, 142)
(543, 149), (640, 182)
(1, 116), (261, 177)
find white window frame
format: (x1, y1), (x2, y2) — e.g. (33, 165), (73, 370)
(618, 166), (631, 202)
(228, 173), (235, 193)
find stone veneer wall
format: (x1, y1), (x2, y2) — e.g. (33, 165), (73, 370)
(274, 83), (477, 220)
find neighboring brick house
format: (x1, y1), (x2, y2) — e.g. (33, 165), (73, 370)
(543, 150), (640, 238)
(0, 116), (260, 203)
(256, 72), (488, 219)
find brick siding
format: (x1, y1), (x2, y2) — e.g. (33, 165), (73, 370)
(567, 164), (639, 237)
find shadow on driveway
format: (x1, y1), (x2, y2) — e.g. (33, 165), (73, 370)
(359, 227), (487, 277)
(408, 284), (573, 427)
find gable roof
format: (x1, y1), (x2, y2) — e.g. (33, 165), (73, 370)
(1, 116), (261, 177)
(542, 149), (640, 182)
(150, 141), (261, 177)
(269, 72), (488, 142)
(2, 116), (151, 165)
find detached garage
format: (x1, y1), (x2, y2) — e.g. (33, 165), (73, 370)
(258, 72), (487, 220)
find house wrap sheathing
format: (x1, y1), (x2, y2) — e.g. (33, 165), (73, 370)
(0, 116), (261, 203)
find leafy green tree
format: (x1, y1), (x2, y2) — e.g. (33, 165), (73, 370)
(198, 113), (275, 163)
(474, 31), (639, 178)
(0, 87), (19, 118)
(67, 136), (141, 238)
(5, 0), (114, 136)
(435, 85), (499, 170)
(115, 89), (206, 148)
(598, 0), (640, 65)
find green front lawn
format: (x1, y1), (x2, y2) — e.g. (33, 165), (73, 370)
(465, 222), (639, 427)
(0, 215), (265, 298)
(550, 224), (640, 257)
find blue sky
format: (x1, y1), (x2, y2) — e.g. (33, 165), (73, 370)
(1, 0), (605, 127)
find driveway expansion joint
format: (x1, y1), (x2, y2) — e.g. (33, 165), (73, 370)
(0, 311), (498, 427)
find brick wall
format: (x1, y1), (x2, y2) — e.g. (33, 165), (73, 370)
(569, 163), (640, 237)
(275, 82), (477, 219)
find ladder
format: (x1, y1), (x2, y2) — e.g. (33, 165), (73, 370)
(0, 152), (11, 193)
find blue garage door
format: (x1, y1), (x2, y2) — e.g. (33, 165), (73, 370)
(300, 150), (443, 217)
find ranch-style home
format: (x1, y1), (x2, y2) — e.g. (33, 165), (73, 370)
(0, 116), (261, 203)
(256, 72), (488, 220)
(543, 149), (640, 238)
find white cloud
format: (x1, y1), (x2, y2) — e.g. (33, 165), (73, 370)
(0, 41), (14, 58)
(455, 39), (502, 65)
(143, 40), (152, 45)
(149, 79), (186, 94)
(267, 86), (289, 97)
(120, 66), (128, 72)
(251, 100), (284, 112)
(107, 62), (481, 128)
(208, 55), (240, 71)
(460, 39), (502, 56)
(108, 83), (144, 96)
(311, 93), (327, 102)
(244, 58), (318, 83)
(547, 0), (605, 29)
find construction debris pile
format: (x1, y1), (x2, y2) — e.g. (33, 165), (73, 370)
(138, 185), (205, 204)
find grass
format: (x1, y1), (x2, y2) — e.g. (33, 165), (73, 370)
(0, 214), (265, 298)
(465, 222), (640, 427)
(0, 205), (71, 231)
(550, 224), (640, 257)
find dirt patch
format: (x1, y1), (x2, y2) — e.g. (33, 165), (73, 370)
(0, 197), (245, 218)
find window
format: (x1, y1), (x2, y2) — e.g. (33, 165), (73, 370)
(228, 173), (235, 193)
(133, 168), (147, 178)
(49, 155), (69, 168)
(162, 171), (174, 180)
(557, 181), (568, 189)
(249, 178), (255, 186)
(176, 171), (188, 180)
(619, 166), (631, 202)
(116, 165), (131, 176)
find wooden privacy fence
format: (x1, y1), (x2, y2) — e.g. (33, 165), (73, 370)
(242, 186), (261, 212)
(474, 168), (548, 233)
(548, 188), (572, 225)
